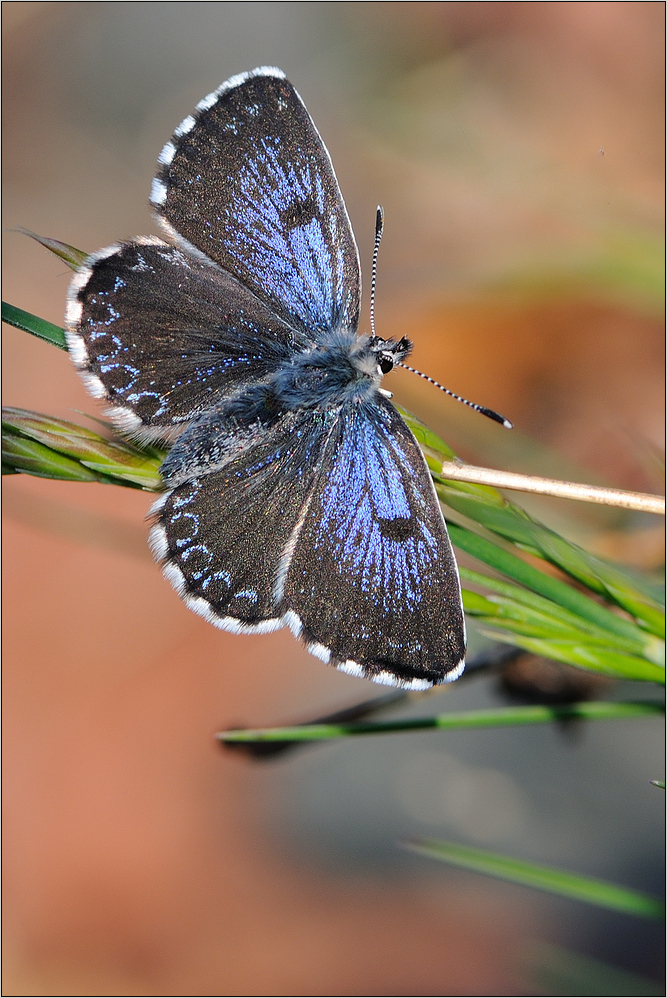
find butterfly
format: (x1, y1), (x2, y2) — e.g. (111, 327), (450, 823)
(64, 66), (467, 690)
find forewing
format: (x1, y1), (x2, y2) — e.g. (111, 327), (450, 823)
(150, 408), (334, 630)
(65, 237), (301, 438)
(281, 397), (466, 688)
(150, 67), (361, 340)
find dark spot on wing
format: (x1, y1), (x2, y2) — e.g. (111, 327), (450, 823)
(377, 516), (413, 542)
(280, 196), (319, 231)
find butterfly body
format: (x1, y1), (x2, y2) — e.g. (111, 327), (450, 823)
(65, 67), (466, 689)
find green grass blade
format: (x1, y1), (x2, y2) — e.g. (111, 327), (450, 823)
(217, 700), (663, 743)
(460, 568), (652, 655)
(403, 838), (665, 920)
(2, 407), (163, 489)
(448, 522), (649, 645)
(459, 570), (665, 679)
(437, 480), (664, 631)
(397, 409), (458, 462)
(2, 430), (101, 482)
(18, 229), (88, 270)
(474, 630), (664, 682)
(2, 302), (67, 350)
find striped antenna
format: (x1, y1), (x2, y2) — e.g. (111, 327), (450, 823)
(369, 205), (384, 338)
(369, 206), (511, 429)
(396, 362), (513, 429)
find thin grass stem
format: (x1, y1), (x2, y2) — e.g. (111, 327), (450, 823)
(441, 461), (665, 515)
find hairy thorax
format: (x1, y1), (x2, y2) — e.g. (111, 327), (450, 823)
(268, 331), (413, 411)
(160, 332), (413, 482)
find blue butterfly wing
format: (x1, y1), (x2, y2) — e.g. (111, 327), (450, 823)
(65, 238), (303, 437)
(150, 407), (333, 630)
(149, 391), (463, 686)
(150, 68), (361, 340)
(280, 396), (466, 688)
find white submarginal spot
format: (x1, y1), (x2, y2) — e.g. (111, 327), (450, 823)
(157, 141), (176, 167)
(388, 673), (432, 691)
(216, 66), (285, 98)
(410, 677), (434, 691)
(81, 371), (107, 399)
(147, 523), (168, 561)
(250, 65), (285, 80)
(67, 333), (88, 367)
(65, 298), (83, 326)
(443, 658), (466, 683)
(148, 491), (170, 516)
(337, 659), (365, 679)
(106, 405), (143, 433)
(68, 265), (93, 295)
(306, 641), (331, 664)
(184, 593), (218, 622)
(150, 178), (168, 206)
(372, 670), (402, 688)
(163, 561), (186, 595)
(283, 609), (303, 638)
(195, 92), (218, 112)
(210, 614), (284, 635)
(93, 243), (122, 263)
(174, 114), (196, 138)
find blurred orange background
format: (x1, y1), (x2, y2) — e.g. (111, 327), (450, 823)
(3, 3), (664, 995)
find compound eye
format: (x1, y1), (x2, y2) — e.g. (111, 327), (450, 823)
(378, 354), (394, 374)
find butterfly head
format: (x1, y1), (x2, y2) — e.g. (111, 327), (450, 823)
(366, 334), (413, 377)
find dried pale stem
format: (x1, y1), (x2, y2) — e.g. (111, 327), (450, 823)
(440, 462), (665, 516)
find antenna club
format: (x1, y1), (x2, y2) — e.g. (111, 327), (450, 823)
(395, 362), (512, 429)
